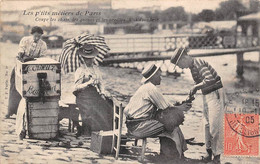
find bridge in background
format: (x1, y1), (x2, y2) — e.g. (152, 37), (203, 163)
(47, 33), (260, 78)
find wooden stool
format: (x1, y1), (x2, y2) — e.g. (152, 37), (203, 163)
(111, 98), (147, 162)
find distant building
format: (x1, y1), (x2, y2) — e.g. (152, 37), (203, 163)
(236, 11), (260, 47)
(156, 21), (187, 34)
(240, 0), (260, 12)
(237, 11), (260, 37)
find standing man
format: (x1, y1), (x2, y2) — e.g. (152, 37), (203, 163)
(124, 63), (191, 161)
(170, 48), (226, 164)
(6, 26), (47, 118)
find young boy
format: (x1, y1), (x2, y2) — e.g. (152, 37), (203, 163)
(170, 48), (225, 164)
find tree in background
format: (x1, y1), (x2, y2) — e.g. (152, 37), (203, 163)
(191, 13), (200, 22)
(215, 0), (246, 20)
(197, 9), (216, 22)
(159, 6), (188, 22)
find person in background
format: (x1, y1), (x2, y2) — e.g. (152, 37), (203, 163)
(170, 47), (226, 164)
(6, 26), (47, 119)
(124, 63), (192, 162)
(73, 44), (113, 136)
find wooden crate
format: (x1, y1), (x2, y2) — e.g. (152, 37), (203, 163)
(27, 97), (59, 139)
(15, 58), (61, 97)
(90, 131), (113, 154)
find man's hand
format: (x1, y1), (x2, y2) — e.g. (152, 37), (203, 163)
(84, 78), (95, 86)
(17, 52), (24, 61)
(22, 55), (35, 62)
(178, 103), (192, 112)
(17, 53), (35, 62)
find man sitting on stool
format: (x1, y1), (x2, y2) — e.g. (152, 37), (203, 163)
(124, 63), (191, 161)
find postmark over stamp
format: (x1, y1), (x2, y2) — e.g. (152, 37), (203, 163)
(224, 89), (260, 156)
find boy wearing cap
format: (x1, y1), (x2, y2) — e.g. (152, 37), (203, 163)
(124, 63), (191, 161)
(170, 48), (225, 164)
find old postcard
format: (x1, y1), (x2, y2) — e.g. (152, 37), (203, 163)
(0, 0), (259, 163)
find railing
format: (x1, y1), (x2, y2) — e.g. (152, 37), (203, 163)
(46, 33), (259, 53)
(104, 34), (259, 53)
(236, 36), (259, 48)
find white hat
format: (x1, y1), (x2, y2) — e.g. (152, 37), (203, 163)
(141, 63), (161, 83)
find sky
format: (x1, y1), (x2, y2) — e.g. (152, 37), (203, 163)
(1, 0), (229, 13)
(112, 0), (227, 13)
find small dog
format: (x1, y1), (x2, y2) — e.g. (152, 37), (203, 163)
(58, 103), (81, 135)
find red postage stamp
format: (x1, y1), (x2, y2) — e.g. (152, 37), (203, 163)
(224, 113), (259, 156)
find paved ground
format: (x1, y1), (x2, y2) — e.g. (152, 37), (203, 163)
(0, 113), (141, 164)
(0, 111), (206, 164)
(1, 110), (259, 164)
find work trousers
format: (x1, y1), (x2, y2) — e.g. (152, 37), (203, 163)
(202, 88), (225, 156)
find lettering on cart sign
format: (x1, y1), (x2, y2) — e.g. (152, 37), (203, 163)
(25, 65), (57, 73)
(26, 85), (57, 95)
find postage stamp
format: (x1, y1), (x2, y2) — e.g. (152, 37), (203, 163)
(224, 90), (260, 156)
(224, 113), (259, 156)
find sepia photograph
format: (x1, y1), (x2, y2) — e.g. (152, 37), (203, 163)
(0, 0), (259, 163)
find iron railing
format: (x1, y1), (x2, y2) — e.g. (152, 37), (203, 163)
(104, 34), (259, 53)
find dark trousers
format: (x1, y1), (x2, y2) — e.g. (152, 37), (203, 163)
(160, 137), (180, 159)
(7, 68), (22, 116)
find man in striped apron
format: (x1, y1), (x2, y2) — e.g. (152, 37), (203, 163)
(124, 63), (191, 161)
(171, 48), (225, 164)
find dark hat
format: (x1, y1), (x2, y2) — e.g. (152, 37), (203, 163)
(80, 44), (98, 58)
(141, 63), (161, 83)
(170, 48), (187, 64)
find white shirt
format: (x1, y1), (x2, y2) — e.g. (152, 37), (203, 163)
(124, 82), (170, 119)
(18, 36), (47, 57)
(74, 65), (111, 97)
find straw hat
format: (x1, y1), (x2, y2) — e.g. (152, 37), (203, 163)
(80, 44), (98, 58)
(141, 63), (161, 83)
(170, 47), (187, 65)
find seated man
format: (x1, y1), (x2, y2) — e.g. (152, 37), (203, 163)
(124, 63), (191, 161)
